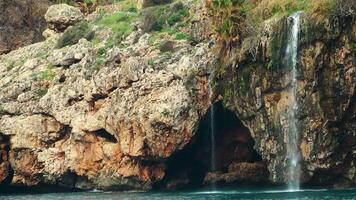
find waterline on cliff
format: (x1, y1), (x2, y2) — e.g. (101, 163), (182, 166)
(285, 12), (302, 191)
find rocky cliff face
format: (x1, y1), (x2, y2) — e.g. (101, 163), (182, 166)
(0, 0), (216, 191)
(215, 12), (355, 187)
(0, 0), (52, 54)
(0, 0), (355, 192)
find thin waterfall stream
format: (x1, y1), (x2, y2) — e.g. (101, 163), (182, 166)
(209, 72), (217, 190)
(285, 12), (302, 191)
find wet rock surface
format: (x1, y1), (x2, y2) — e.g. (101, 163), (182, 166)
(156, 103), (263, 189)
(216, 14), (355, 187)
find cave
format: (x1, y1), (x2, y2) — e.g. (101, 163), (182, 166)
(156, 103), (266, 190)
(0, 133), (13, 191)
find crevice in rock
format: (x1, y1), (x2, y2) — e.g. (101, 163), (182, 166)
(93, 129), (118, 143)
(107, 86), (118, 94)
(120, 79), (140, 89)
(58, 74), (66, 83)
(91, 93), (108, 101)
(155, 102), (267, 190)
(67, 95), (84, 106)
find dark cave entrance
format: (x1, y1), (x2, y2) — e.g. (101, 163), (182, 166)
(0, 133), (13, 190)
(156, 103), (266, 190)
(93, 129), (118, 143)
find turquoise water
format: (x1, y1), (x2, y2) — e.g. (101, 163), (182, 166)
(1, 188), (356, 200)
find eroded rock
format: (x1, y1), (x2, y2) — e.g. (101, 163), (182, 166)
(204, 162), (269, 184)
(0, 0), (50, 54)
(216, 14), (356, 186)
(45, 4), (84, 32)
(0, 1), (214, 189)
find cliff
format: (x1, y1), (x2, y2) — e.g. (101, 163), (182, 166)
(0, 0), (355, 191)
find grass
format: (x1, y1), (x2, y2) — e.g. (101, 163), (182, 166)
(97, 47), (107, 56)
(148, 27), (192, 49)
(94, 0), (139, 44)
(148, 59), (155, 67)
(6, 58), (26, 71)
(39, 66), (56, 81)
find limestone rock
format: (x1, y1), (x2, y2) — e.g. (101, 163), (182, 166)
(45, 4), (84, 32)
(0, 1), (214, 189)
(0, 134), (10, 184)
(203, 162), (269, 184)
(216, 14), (356, 186)
(0, 0), (49, 54)
(0, 0), (354, 191)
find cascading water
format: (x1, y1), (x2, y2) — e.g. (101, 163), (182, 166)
(208, 72), (217, 190)
(285, 12), (302, 191)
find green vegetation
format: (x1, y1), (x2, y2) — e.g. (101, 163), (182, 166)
(142, 1), (192, 52)
(94, 58), (105, 70)
(158, 40), (175, 53)
(6, 58), (26, 71)
(94, 1), (138, 44)
(148, 28), (191, 48)
(0, 104), (6, 116)
(35, 88), (48, 98)
(36, 51), (50, 60)
(39, 66), (56, 81)
(141, 2), (189, 32)
(6, 61), (15, 71)
(184, 69), (197, 89)
(240, 65), (254, 93)
(148, 59), (155, 67)
(97, 47), (107, 56)
(54, 0), (192, 50)
(56, 21), (94, 48)
(207, 0), (353, 52)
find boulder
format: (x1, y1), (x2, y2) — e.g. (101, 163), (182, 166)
(45, 4), (84, 32)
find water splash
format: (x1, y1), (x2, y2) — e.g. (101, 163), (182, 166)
(285, 12), (302, 191)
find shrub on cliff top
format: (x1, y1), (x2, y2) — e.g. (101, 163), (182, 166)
(141, 1), (189, 32)
(56, 21), (94, 48)
(206, 0), (352, 59)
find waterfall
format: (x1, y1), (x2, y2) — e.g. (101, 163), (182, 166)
(285, 12), (301, 191)
(210, 104), (216, 173)
(209, 72), (217, 190)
